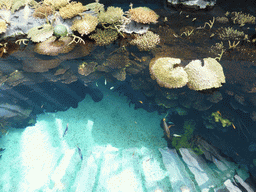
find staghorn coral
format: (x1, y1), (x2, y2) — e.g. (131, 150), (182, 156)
(33, 4), (53, 19)
(217, 27), (245, 40)
(231, 11), (256, 26)
(34, 36), (76, 56)
(44, 0), (69, 10)
(130, 31), (160, 51)
(128, 7), (159, 24)
(71, 13), (98, 36)
(184, 58), (225, 91)
(59, 2), (87, 19)
(89, 28), (118, 46)
(98, 6), (124, 24)
(149, 57), (188, 89)
(27, 24), (53, 42)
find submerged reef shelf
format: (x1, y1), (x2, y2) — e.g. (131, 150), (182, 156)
(1, 0), (256, 187)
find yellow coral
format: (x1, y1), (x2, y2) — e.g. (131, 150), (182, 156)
(149, 57), (188, 89)
(71, 14), (98, 36)
(98, 6), (124, 24)
(130, 31), (160, 51)
(59, 2), (87, 19)
(33, 4), (53, 19)
(44, 0), (69, 10)
(89, 28), (118, 46)
(0, 19), (7, 34)
(128, 7), (159, 24)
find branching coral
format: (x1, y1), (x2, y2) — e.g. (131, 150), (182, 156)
(71, 14), (98, 36)
(130, 31), (160, 51)
(217, 27), (245, 40)
(98, 6), (124, 24)
(128, 7), (159, 24)
(231, 11), (256, 26)
(89, 28), (118, 46)
(149, 57), (188, 89)
(33, 4), (53, 19)
(59, 2), (87, 19)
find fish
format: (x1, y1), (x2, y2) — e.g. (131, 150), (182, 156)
(110, 86), (114, 90)
(77, 145), (83, 160)
(163, 118), (171, 139)
(96, 82), (98, 87)
(173, 134), (182, 137)
(63, 123), (69, 137)
(104, 78), (107, 85)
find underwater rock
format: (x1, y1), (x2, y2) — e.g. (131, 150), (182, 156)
(119, 20), (149, 34)
(88, 87), (103, 102)
(248, 143), (256, 152)
(167, 0), (216, 10)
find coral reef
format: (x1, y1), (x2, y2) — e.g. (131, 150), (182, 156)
(215, 16), (229, 24)
(59, 2), (87, 19)
(231, 11), (256, 26)
(217, 27), (245, 40)
(34, 36), (76, 56)
(184, 58), (225, 91)
(149, 57), (188, 89)
(128, 7), (159, 24)
(27, 24), (54, 42)
(89, 28), (118, 46)
(98, 6), (124, 24)
(130, 31), (160, 51)
(78, 62), (97, 76)
(33, 4), (53, 19)
(71, 13), (98, 36)
(211, 111), (232, 127)
(0, 19), (7, 34)
(44, 0), (69, 10)
(85, 2), (104, 13)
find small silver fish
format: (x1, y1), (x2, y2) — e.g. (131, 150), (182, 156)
(104, 78), (107, 85)
(173, 134), (182, 137)
(96, 82), (98, 87)
(110, 86), (114, 90)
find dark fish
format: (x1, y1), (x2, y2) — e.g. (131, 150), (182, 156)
(63, 123), (69, 137)
(77, 145), (83, 161)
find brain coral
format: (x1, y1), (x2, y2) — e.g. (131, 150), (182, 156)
(128, 7), (159, 24)
(184, 58), (225, 91)
(149, 57), (188, 89)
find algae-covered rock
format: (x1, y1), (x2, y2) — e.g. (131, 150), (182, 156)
(149, 57), (188, 89)
(184, 58), (225, 91)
